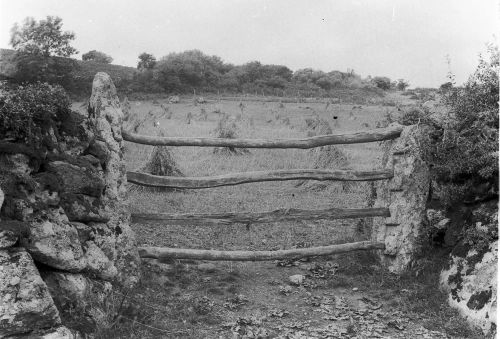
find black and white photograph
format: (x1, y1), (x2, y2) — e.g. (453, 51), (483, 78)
(0, 0), (498, 338)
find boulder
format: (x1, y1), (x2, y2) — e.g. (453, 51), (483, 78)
(0, 153), (32, 177)
(33, 172), (63, 197)
(71, 222), (93, 244)
(0, 153), (34, 200)
(440, 240), (497, 335)
(83, 241), (118, 280)
(0, 221), (27, 249)
(87, 222), (117, 262)
(60, 193), (110, 223)
(33, 189), (61, 209)
(57, 109), (93, 156)
(46, 161), (104, 198)
(0, 188), (22, 246)
(440, 205), (497, 335)
(85, 140), (110, 165)
(0, 230), (18, 249)
(31, 326), (82, 339)
(0, 248), (60, 337)
(43, 272), (89, 309)
(2, 173), (61, 220)
(20, 208), (86, 272)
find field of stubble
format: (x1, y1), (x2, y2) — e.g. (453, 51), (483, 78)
(123, 98), (389, 251)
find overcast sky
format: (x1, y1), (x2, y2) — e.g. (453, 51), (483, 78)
(0, 0), (498, 88)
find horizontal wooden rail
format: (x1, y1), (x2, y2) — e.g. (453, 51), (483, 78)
(138, 241), (385, 261)
(127, 169), (393, 189)
(122, 125), (403, 148)
(131, 207), (390, 225)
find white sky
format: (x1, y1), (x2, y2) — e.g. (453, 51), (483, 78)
(0, 0), (498, 88)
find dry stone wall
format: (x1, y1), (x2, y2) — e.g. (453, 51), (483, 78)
(0, 72), (139, 337)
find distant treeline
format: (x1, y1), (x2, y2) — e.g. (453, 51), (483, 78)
(0, 48), (393, 100)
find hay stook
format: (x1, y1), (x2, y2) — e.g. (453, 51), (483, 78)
(132, 129), (184, 192)
(212, 114), (250, 155)
(299, 118), (352, 191)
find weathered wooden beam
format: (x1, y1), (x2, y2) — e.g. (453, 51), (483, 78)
(131, 207), (390, 225)
(138, 241), (385, 261)
(122, 125), (403, 148)
(127, 169), (393, 189)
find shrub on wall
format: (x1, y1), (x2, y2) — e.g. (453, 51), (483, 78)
(399, 44), (499, 206)
(435, 45), (498, 193)
(0, 82), (72, 146)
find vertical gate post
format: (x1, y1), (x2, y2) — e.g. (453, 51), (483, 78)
(372, 124), (432, 273)
(88, 72), (141, 285)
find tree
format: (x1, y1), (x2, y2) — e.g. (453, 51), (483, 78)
(10, 16), (77, 57)
(137, 53), (156, 70)
(439, 82), (453, 93)
(293, 68), (325, 84)
(155, 50), (226, 90)
(82, 50), (113, 63)
(11, 53), (77, 90)
(396, 79), (410, 91)
(372, 76), (391, 90)
(316, 76), (334, 90)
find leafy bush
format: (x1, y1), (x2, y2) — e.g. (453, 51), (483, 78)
(435, 44), (498, 187)
(398, 106), (429, 126)
(82, 50), (113, 64)
(0, 82), (72, 145)
(137, 52), (156, 70)
(399, 44), (498, 205)
(371, 76), (392, 90)
(396, 79), (410, 91)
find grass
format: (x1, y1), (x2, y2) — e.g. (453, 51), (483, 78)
(70, 95), (485, 338)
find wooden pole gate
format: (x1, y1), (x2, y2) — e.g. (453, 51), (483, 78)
(131, 207), (390, 225)
(124, 125), (404, 261)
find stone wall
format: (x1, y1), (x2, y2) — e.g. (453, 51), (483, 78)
(0, 72), (140, 337)
(372, 123), (497, 334)
(372, 124), (431, 273)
